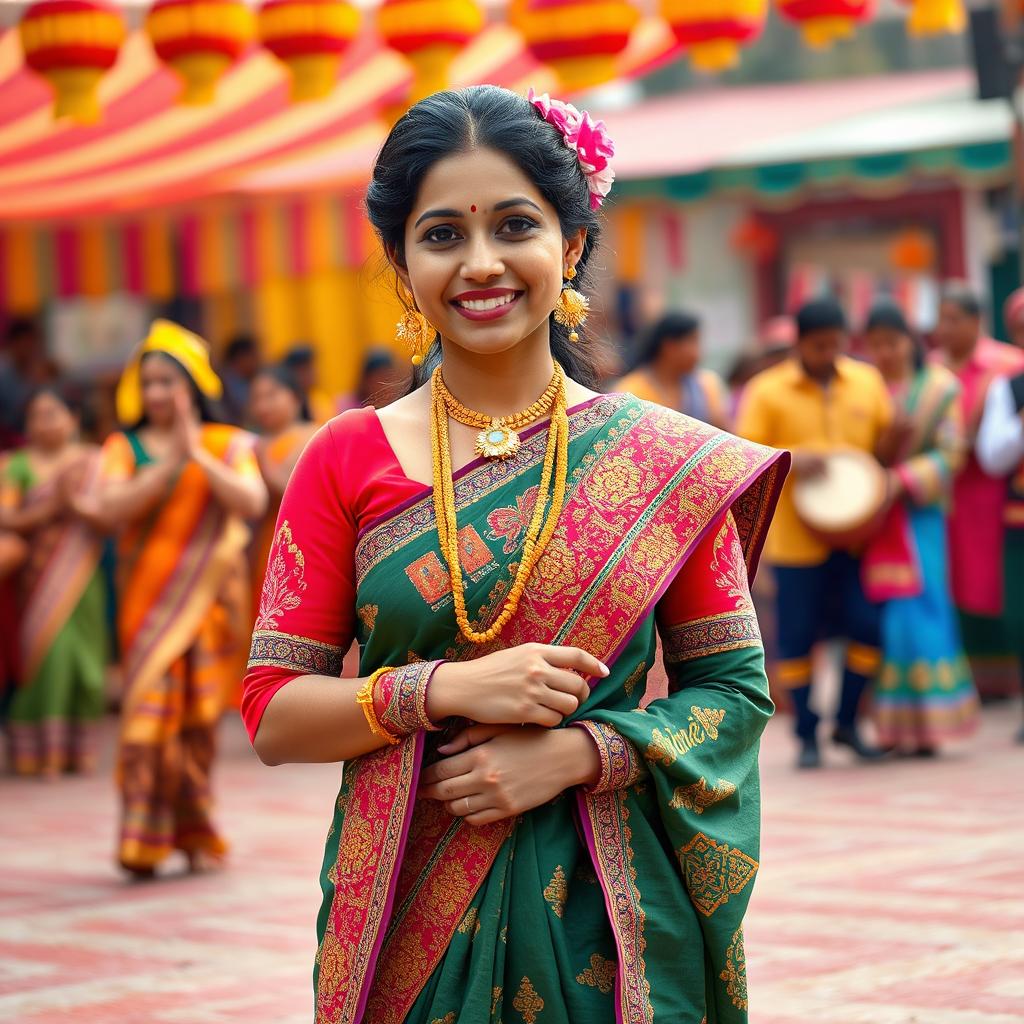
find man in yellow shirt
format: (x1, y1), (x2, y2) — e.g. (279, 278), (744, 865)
(736, 298), (894, 768)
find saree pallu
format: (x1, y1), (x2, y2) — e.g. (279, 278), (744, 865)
(104, 425), (256, 870)
(247, 395), (787, 1023)
(863, 366), (978, 746)
(4, 449), (107, 775)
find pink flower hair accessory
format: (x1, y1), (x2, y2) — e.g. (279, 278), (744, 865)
(528, 87), (615, 210)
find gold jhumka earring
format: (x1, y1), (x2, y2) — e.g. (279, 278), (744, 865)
(395, 284), (435, 366)
(553, 265), (589, 343)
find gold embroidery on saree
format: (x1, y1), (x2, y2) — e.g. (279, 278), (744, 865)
(457, 906), (478, 934)
(430, 1014), (456, 1024)
(669, 777), (737, 814)
(623, 661), (647, 697)
(247, 629), (344, 675)
(543, 865), (568, 918)
(491, 986), (503, 1016)
(255, 520), (306, 631)
(576, 952), (617, 994)
(357, 604), (378, 632)
(663, 610), (761, 664)
(513, 977), (544, 1023)
(720, 927), (748, 1010)
(677, 832), (759, 917)
(644, 707), (726, 766)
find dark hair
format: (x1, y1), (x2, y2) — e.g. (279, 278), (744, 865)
(939, 280), (982, 319)
(631, 310), (700, 370)
(5, 317), (38, 344)
(25, 381), (81, 418)
(137, 350), (223, 426)
(284, 343), (315, 369)
(224, 334), (257, 362)
(253, 364), (312, 422)
(796, 297), (847, 338)
(864, 301), (925, 369)
(365, 85), (604, 388)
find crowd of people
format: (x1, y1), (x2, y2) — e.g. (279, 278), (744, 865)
(0, 276), (1021, 871)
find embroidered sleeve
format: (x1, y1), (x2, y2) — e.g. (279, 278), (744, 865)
(241, 423), (356, 743)
(656, 511), (762, 682)
(575, 720), (647, 793)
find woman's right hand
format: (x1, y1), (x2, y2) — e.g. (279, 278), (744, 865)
(426, 643), (609, 727)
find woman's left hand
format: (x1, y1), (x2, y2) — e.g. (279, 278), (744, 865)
(419, 723), (600, 826)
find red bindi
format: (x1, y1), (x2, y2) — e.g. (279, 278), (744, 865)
(470, 204), (477, 213)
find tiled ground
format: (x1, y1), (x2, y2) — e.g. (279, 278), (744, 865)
(1, 704), (1022, 1024)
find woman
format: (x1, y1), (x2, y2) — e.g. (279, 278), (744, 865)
(243, 87), (787, 1023)
(863, 303), (978, 753)
(249, 365), (317, 620)
(0, 386), (108, 777)
(615, 310), (730, 428)
(96, 320), (267, 876)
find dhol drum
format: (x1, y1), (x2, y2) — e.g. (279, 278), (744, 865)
(792, 449), (890, 549)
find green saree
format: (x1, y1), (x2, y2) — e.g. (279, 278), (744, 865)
(247, 394), (787, 1024)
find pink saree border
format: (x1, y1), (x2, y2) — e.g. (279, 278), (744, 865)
(318, 401), (787, 1024)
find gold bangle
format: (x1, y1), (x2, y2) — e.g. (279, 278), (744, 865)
(356, 666), (400, 746)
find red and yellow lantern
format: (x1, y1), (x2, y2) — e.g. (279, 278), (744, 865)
(19, 0), (126, 124)
(259, 0), (361, 101)
(899, 0), (965, 36)
(146, 0), (256, 105)
(660, 0), (766, 73)
(377, 0), (484, 104)
(515, 0), (640, 93)
(777, 0), (874, 48)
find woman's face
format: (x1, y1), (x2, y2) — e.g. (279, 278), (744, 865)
(398, 146), (585, 359)
(140, 354), (193, 427)
(25, 391), (75, 450)
(250, 374), (301, 433)
(865, 325), (913, 379)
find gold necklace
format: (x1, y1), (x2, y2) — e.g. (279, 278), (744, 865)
(434, 365), (562, 460)
(430, 365), (569, 644)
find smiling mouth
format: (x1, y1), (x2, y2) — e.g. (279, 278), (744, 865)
(453, 292), (520, 312)
(451, 290), (523, 321)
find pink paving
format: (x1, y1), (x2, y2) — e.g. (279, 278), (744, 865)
(2, 705), (1022, 1023)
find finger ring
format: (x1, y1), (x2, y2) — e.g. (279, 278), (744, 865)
(462, 797), (471, 815)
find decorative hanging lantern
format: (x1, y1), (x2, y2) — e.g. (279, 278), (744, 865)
(660, 0), (767, 73)
(259, 0), (361, 101)
(146, 0), (256, 105)
(515, 0), (640, 93)
(19, 0), (127, 124)
(777, 0), (874, 48)
(376, 0), (484, 104)
(898, 0), (965, 36)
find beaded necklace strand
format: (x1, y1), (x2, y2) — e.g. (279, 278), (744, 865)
(429, 365), (569, 644)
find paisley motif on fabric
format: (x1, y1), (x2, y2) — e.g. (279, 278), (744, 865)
(677, 832), (759, 917)
(669, 777), (737, 815)
(576, 952), (617, 994)
(254, 520), (307, 631)
(513, 976), (544, 1023)
(720, 927), (749, 1010)
(486, 484), (540, 554)
(543, 865), (568, 918)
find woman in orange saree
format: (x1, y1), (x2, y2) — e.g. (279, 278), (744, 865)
(243, 87), (787, 1022)
(1, 386), (107, 776)
(97, 321), (266, 876)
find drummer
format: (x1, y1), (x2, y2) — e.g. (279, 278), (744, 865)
(736, 297), (894, 769)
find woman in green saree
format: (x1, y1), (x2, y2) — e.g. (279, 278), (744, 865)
(1, 385), (107, 777)
(243, 86), (788, 1024)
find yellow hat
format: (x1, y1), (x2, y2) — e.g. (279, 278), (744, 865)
(116, 319), (223, 426)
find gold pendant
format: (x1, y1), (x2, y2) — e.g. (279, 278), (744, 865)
(474, 421), (521, 460)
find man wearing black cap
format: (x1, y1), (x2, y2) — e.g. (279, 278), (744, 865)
(736, 298), (894, 768)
